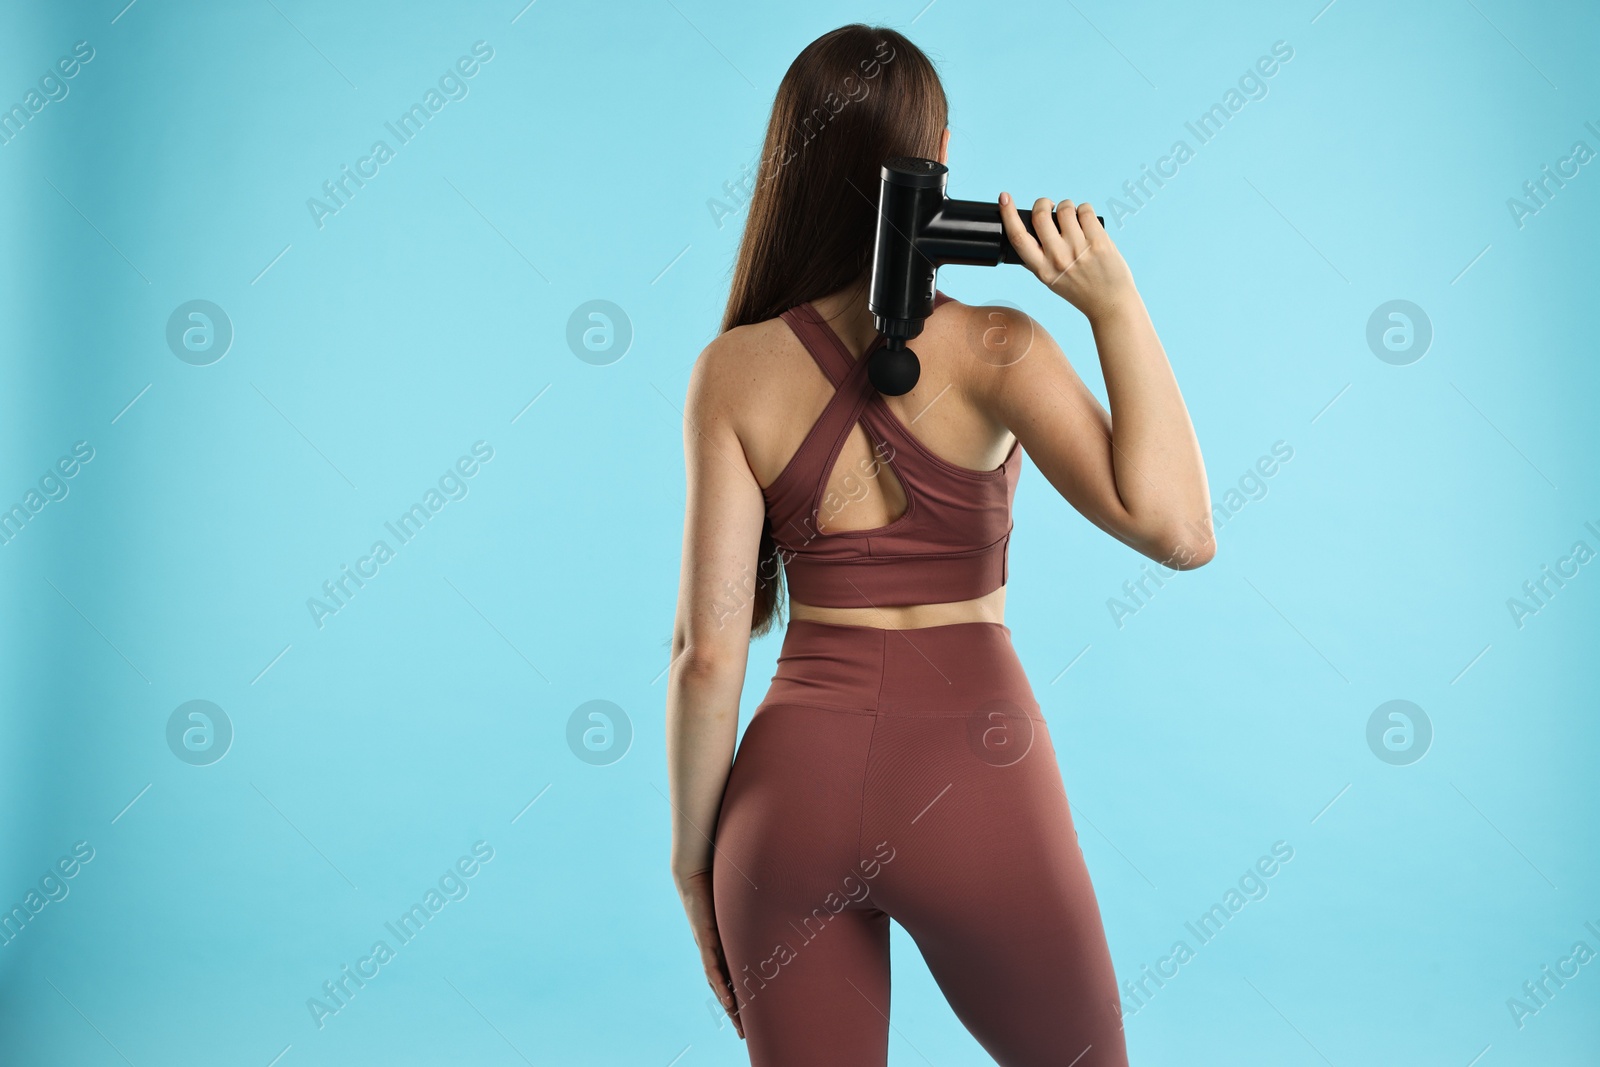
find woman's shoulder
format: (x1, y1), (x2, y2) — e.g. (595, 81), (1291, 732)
(685, 314), (805, 428)
(691, 316), (794, 392)
(699, 314), (791, 359)
(929, 294), (1042, 332)
(922, 295), (1055, 373)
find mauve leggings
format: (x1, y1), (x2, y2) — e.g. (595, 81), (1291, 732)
(712, 620), (1128, 1066)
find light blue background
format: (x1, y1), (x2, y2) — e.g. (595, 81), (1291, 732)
(1, 0), (1596, 1064)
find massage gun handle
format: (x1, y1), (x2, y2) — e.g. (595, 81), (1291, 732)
(926, 198), (1104, 267)
(1013, 207), (1106, 263)
(996, 201), (1105, 265)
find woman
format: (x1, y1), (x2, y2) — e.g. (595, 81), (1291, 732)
(666, 24), (1212, 1067)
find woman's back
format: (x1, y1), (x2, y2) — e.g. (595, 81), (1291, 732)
(706, 286), (1025, 629)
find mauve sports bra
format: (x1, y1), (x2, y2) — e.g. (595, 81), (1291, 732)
(761, 291), (1023, 610)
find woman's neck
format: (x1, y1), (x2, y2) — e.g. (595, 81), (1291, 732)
(808, 277), (879, 361)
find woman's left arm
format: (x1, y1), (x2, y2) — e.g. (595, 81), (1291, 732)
(665, 336), (765, 1038)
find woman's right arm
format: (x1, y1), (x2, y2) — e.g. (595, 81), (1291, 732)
(981, 193), (1215, 568)
(665, 335), (765, 1039)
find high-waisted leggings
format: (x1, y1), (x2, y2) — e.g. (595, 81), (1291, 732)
(712, 620), (1128, 1066)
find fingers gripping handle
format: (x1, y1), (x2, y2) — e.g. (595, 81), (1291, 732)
(1000, 203), (1106, 265)
(905, 196), (1106, 270)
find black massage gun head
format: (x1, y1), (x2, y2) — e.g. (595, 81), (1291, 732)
(868, 336), (920, 396)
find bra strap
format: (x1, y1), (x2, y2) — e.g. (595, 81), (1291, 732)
(768, 308), (877, 507)
(779, 304), (856, 386)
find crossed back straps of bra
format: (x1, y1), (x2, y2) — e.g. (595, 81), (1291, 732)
(760, 292), (1023, 610)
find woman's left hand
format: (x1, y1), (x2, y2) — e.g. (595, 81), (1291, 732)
(675, 867), (744, 1039)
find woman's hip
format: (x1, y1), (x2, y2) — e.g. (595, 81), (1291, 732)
(758, 618), (1041, 721)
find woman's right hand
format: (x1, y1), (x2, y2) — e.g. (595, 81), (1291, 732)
(675, 867), (744, 1039)
(998, 192), (1138, 323)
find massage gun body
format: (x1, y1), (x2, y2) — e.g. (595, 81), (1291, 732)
(866, 156), (1100, 395)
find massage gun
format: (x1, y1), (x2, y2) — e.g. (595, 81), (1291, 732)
(867, 157), (1102, 395)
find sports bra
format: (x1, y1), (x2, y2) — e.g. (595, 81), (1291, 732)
(761, 291), (1023, 610)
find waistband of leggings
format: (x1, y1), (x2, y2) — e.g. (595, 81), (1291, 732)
(784, 618), (1014, 639)
(759, 618), (1041, 718)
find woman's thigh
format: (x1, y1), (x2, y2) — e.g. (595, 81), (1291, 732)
(712, 704), (895, 1066)
(863, 710), (1129, 1067)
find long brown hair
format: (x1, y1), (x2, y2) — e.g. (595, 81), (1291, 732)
(723, 24), (949, 637)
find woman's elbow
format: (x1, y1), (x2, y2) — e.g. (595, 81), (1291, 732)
(1168, 538), (1217, 570)
(671, 636), (747, 685)
(1145, 516), (1217, 570)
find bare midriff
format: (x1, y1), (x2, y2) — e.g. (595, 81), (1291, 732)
(788, 585), (1006, 629)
